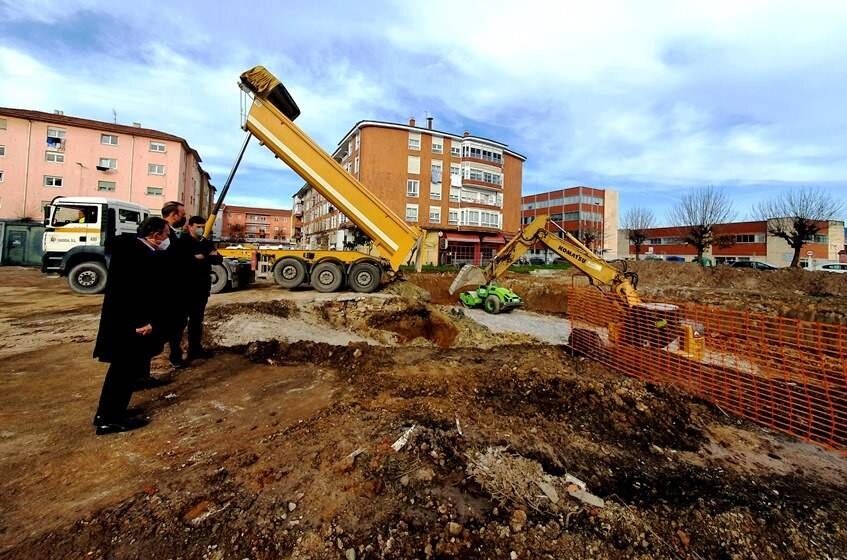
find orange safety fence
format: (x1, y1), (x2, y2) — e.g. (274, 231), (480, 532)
(566, 287), (847, 452)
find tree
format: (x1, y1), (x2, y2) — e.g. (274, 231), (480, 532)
(621, 207), (656, 260)
(755, 188), (844, 268)
(668, 186), (735, 265)
(579, 224), (602, 251)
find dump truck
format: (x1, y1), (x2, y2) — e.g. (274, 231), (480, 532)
(206, 66), (425, 293)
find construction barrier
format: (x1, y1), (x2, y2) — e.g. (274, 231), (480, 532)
(566, 287), (847, 452)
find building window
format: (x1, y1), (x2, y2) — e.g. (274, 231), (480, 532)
(354, 156), (359, 174)
(146, 186), (163, 196)
(406, 179), (420, 197)
(45, 151), (64, 163)
(46, 127), (66, 150)
(148, 163), (166, 175)
(149, 141), (166, 153)
(429, 206), (441, 224)
(0, 145), (5, 157)
(432, 136), (443, 154)
(431, 160), (442, 184)
(0, 118), (6, 130)
(354, 133), (360, 150)
(407, 155), (420, 174)
(405, 204), (418, 222)
(98, 157), (117, 170)
(408, 132), (421, 150)
(430, 183), (442, 200)
(101, 134), (118, 145)
(0, 171), (4, 182)
(449, 187), (460, 202)
(451, 145), (460, 157)
(97, 180), (116, 192)
(448, 208), (459, 225)
(44, 175), (63, 187)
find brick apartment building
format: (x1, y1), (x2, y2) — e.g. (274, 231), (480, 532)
(0, 108), (214, 219)
(521, 186), (619, 260)
(293, 118), (525, 265)
(617, 219), (846, 267)
(219, 205), (293, 242)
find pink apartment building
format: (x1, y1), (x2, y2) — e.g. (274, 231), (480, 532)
(0, 108), (214, 220)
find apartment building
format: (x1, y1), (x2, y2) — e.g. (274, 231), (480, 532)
(0, 108), (214, 220)
(616, 219), (846, 267)
(219, 205), (293, 242)
(294, 118), (525, 265)
(521, 186), (619, 260)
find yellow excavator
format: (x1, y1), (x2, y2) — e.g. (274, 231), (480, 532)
(449, 214), (705, 359)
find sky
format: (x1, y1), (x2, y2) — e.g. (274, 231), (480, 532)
(2, 0), (846, 225)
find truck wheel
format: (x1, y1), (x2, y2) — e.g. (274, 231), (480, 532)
(483, 294), (502, 314)
(310, 262), (344, 293)
(210, 263), (229, 294)
(273, 257), (306, 289)
(348, 262), (381, 293)
(68, 261), (108, 294)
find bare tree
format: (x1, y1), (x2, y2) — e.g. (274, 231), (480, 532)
(669, 186), (735, 265)
(579, 223), (603, 252)
(229, 223), (246, 242)
(621, 207), (656, 260)
(755, 188), (844, 268)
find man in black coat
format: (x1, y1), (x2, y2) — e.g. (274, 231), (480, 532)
(178, 216), (223, 361)
(161, 201), (190, 368)
(93, 217), (171, 435)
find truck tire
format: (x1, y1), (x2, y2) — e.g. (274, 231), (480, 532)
(348, 261), (381, 293)
(483, 294), (502, 314)
(310, 262), (344, 293)
(210, 263), (229, 294)
(68, 261), (108, 295)
(273, 257), (306, 289)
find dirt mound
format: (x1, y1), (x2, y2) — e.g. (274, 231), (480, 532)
(367, 305), (458, 347)
(382, 279), (432, 302)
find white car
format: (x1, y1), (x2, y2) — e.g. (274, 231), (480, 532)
(815, 262), (847, 273)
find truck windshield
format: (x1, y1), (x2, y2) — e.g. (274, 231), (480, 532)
(52, 205), (99, 227)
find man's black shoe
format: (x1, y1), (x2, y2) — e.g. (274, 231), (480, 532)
(92, 407), (146, 426)
(133, 376), (171, 391)
(95, 417), (149, 435)
(187, 349), (214, 360)
(170, 359), (188, 370)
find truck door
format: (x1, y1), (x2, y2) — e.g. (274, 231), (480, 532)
(46, 203), (102, 249)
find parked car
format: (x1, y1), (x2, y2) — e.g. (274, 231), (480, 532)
(731, 260), (777, 270)
(665, 256), (686, 263)
(528, 257), (546, 265)
(550, 257), (567, 265)
(815, 262), (847, 273)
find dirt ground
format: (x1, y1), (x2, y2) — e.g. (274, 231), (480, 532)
(1, 266), (847, 559)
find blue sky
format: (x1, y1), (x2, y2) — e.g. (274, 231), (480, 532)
(2, 0), (846, 224)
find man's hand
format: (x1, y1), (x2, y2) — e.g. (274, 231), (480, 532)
(209, 250), (219, 256)
(194, 253), (205, 260)
(135, 324), (153, 336)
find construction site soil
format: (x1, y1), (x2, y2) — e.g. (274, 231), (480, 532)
(1, 265), (846, 559)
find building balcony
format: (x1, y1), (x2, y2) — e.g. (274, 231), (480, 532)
(463, 178), (503, 190)
(463, 155), (503, 168)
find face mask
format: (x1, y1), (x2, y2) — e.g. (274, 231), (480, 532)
(192, 227), (204, 238)
(157, 237), (171, 251)
(174, 216), (187, 228)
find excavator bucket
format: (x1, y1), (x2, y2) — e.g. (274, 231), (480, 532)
(449, 264), (488, 295)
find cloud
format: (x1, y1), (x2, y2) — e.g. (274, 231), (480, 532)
(1, 0), (847, 221)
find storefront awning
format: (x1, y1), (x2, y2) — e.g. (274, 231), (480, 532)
(481, 235), (506, 244)
(445, 233), (480, 243)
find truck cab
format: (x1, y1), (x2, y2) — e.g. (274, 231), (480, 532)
(42, 196), (149, 294)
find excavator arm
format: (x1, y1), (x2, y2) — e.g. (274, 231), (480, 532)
(450, 214), (641, 306)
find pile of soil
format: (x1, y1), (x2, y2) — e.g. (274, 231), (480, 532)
(6, 343), (846, 559)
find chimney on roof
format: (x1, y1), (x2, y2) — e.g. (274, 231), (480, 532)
(409, 116), (416, 127)
(426, 116), (433, 130)
(54, 110), (63, 115)
(132, 122), (141, 127)
(463, 130), (470, 137)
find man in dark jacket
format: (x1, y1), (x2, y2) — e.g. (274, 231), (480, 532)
(178, 216), (222, 361)
(161, 201), (189, 367)
(93, 217), (171, 435)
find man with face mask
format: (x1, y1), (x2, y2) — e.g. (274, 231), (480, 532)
(175, 216), (222, 361)
(92, 217), (171, 434)
(161, 201), (190, 368)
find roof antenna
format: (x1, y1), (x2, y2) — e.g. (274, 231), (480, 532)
(112, 108), (117, 124)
